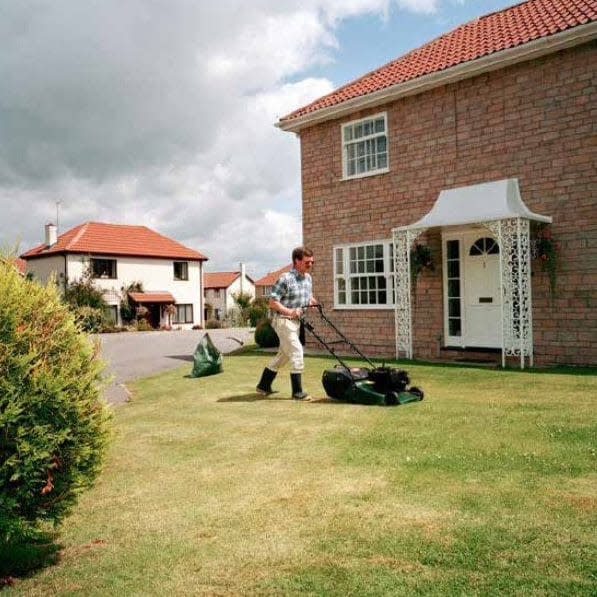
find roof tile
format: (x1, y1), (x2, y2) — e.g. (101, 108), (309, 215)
(280, 0), (597, 123)
(21, 222), (207, 261)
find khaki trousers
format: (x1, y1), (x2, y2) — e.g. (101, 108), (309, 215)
(268, 316), (304, 374)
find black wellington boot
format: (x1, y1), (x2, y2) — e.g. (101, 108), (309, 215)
(256, 367), (278, 395)
(290, 373), (311, 401)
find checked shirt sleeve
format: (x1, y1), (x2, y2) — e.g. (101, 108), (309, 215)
(269, 275), (288, 302)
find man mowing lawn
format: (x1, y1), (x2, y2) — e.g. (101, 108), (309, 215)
(256, 246), (319, 400)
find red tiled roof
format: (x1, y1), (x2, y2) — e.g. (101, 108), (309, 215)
(280, 0), (597, 124)
(128, 292), (175, 303)
(204, 272), (240, 289)
(20, 222), (207, 261)
(15, 258), (27, 274)
(255, 264), (292, 287)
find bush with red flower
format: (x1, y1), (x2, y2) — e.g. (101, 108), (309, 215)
(534, 224), (557, 295)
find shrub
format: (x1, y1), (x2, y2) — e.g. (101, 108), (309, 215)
(63, 267), (107, 311)
(247, 298), (269, 327)
(119, 281), (143, 324)
(0, 259), (111, 541)
(254, 319), (279, 348)
(205, 319), (223, 329)
(136, 319), (153, 332)
(73, 305), (105, 333)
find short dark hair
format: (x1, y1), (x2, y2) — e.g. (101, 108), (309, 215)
(292, 246), (313, 264)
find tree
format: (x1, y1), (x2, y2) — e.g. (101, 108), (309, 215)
(0, 258), (111, 542)
(231, 291), (254, 326)
(120, 281), (143, 324)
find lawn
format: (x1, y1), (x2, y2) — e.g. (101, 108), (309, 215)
(5, 352), (596, 595)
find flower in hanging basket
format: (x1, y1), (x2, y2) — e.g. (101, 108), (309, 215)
(410, 243), (434, 278)
(534, 224), (557, 295)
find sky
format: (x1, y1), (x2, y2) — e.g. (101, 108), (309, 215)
(0, 0), (518, 278)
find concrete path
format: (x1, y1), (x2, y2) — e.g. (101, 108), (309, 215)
(97, 328), (255, 405)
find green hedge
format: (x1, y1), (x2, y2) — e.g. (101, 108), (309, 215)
(0, 260), (111, 541)
(254, 319), (279, 348)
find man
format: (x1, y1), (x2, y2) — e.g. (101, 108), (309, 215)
(256, 247), (318, 400)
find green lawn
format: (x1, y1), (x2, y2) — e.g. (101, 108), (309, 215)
(5, 352), (596, 595)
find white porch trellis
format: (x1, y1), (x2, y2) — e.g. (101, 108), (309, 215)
(392, 179), (551, 370)
(393, 217), (533, 369)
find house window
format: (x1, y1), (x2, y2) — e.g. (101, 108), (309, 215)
(445, 240), (462, 338)
(334, 241), (394, 309)
(103, 305), (118, 325)
(173, 261), (189, 280)
(342, 113), (388, 179)
(91, 258), (117, 279)
(173, 304), (193, 324)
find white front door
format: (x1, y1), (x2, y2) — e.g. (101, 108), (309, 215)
(443, 231), (502, 348)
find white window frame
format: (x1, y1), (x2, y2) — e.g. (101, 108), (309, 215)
(173, 261), (189, 281)
(341, 112), (389, 180)
(333, 240), (395, 310)
(173, 303), (193, 324)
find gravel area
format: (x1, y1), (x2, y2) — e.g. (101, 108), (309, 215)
(97, 328), (255, 405)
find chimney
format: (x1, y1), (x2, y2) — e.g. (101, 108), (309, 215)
(240, 262), (245, 294)
(45, 223), (57, 247)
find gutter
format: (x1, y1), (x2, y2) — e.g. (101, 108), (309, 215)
(277, 21), (597, 133)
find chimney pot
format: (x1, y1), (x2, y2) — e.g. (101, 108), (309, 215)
(45, 223), (57, 247)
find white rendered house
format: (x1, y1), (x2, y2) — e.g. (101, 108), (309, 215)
(21, 222), (208, 329)
(203, 265), (255, 321)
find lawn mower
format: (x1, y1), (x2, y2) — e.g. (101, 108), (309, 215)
(302, 305), (424, 406)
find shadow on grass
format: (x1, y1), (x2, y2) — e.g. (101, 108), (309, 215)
(217, 392), (336, 404)
(217, 392), (291, 403)
(0, 530), (61, 587)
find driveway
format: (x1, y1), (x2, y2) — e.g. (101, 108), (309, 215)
(97, 328), (255, 405)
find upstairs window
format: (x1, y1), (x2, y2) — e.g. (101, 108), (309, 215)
(91, 258), (117, 279)
(174, 261), (189, 281)
(342, 113), (388, 179)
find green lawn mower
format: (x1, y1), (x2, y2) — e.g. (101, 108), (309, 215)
(303, 305), (424, 407)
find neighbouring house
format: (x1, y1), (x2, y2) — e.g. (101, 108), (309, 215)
(15, 258), (27, 276)
(1, 256), (27, 277)
(21, 222), (208, 329)
(277, 0), (597, 368)
(203, 265), (255, 321)
(254, 264), (292, 299)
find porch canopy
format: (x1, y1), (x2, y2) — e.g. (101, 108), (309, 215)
(128, 292), (175, 304)
(394, 178), (551, 232)
(392, 178), (551, 369)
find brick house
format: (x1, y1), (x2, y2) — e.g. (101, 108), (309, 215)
(277, 0), (596, 367)
(21, 222), (208, 329)
(254, 265), (292, 299)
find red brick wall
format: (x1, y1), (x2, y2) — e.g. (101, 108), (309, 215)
(299, 41), (597, 367)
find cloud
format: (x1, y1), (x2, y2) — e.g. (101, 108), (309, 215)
(0, 0), (445, 275)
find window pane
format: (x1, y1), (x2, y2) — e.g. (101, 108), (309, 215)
(375, 118), (385, 133)
(448, 279), (460, 297)
(447, 260), (460, 278)
(449, 318), (462, 336)
(448, 298), (461, 317)
(335, 248), (344, 275)
(447, 240), (459, 260)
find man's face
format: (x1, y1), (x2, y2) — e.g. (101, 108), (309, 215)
(295, 255), (314, 275)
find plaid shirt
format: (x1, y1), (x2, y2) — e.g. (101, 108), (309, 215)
(270, 268), (313, 309)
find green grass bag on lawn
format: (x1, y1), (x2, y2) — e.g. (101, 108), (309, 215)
(191, 333), (223, 377)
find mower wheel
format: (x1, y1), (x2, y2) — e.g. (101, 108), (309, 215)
(409, 386), (424, 400)
(384, 391), (400, 406)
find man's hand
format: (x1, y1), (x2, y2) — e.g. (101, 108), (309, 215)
(291, 307), (303, 319)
